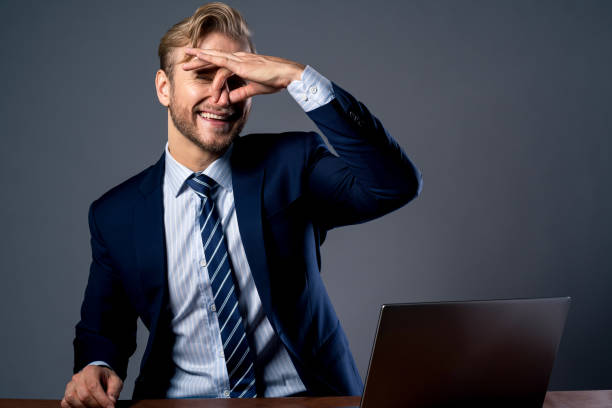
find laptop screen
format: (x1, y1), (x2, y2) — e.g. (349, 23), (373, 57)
(360, 297), (570, 408)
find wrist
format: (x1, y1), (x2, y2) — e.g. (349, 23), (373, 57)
(285, 63), (306, 87)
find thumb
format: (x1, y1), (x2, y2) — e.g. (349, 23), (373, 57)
(104, 371), (123, 402)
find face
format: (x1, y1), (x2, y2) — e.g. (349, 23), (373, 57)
(166, 32), (252, 155)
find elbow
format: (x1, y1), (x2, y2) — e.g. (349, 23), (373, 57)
(413, 168), (423, 199)
(399, 166), (423, 206)
(372, 169), (422, 217)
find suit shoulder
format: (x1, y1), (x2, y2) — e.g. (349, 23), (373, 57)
(236, 131), (324, 159)
(89, 159), (161, 217)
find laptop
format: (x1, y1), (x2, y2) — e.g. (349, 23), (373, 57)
(358, 297), (570, 408)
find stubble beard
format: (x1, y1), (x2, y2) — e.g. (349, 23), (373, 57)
(168, 94), (245, 155)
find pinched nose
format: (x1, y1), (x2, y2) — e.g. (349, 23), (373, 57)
(212, 81), (231, 106)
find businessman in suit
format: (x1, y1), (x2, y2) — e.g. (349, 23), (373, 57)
(62, 3), (421, 407)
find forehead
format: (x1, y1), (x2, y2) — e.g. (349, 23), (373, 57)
(196, 31), (250, 53)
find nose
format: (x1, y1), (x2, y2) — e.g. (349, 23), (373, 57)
(212, 81), (231, 106)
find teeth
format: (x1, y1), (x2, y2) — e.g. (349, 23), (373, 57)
(199, 112), (228, 120)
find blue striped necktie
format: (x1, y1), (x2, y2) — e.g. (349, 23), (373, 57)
(185, 173), (257, 398)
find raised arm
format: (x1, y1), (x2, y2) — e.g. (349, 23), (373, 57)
(182, 47), (422, 228)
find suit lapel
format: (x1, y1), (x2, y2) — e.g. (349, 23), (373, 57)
(135, 154), (168, 335)
(230, 143), (278, 331)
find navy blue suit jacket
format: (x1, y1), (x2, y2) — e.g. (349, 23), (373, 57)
(73, 83), (422, 399)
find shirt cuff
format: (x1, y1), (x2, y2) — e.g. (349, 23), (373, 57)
(287, 65), (335, 112)
(88, 361), (113, 370)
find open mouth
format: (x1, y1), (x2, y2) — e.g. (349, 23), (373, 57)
(197, 110), (236, 124)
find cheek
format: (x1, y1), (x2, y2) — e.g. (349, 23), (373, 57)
(183, 86), (202, 104)
(174, 82), (210, 105)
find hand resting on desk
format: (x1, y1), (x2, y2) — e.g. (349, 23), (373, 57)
(61, 365), (123, 408)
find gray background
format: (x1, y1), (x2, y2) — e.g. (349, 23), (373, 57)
(1, 0), (610, 399)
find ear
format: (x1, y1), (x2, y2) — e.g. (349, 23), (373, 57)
(155, 69), (171, 107)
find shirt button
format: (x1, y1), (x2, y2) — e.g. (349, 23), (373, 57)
(303, 95), (309, 102)
(200, 259), (207, 267)
(210, 304), (216, 312)
(310, 86), (318, 94)
(223, 390), (230, 397)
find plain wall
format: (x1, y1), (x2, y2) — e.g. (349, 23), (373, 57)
(1, 0), (611, 398)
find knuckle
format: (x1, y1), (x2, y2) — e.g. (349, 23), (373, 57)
(86, 380), (98, 392)
(65, 391), (76, 403)
(79, 391), (95, 405)
(76, 385), (90, 401)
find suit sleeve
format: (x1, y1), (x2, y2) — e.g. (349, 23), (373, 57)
(304, 82), (422, 230)
(72, 201), (138, 380)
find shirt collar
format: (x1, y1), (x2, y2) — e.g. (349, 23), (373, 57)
(164, 142), (234, 198)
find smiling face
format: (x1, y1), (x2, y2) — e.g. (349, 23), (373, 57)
(160, 32), (252, 158)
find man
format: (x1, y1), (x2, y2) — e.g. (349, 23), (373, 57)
(62, 2), (421, 407)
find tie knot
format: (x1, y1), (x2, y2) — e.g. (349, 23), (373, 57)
(186, 173), (217, 198)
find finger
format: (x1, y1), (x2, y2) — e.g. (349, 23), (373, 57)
(64, 396), (86, 408)
(64, 383), (86, 408)
(75, 382), (102, 407)
(84, 377), (113, 408)
(228, 83), (254, 104)
(229, 82), (276, 104)
(190, 51), (240, 73)
(182, 57), (216, 71)
(211, 67), (233, 102)
(105, 372), (123, 403)
(183, 47), (208, 59)
(187, 48), (243, 62)
(64, 381), (85, 408)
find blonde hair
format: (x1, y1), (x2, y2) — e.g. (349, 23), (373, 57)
(158, 2), (255, 79)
